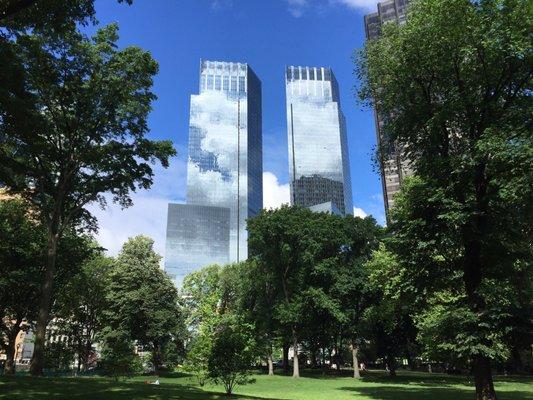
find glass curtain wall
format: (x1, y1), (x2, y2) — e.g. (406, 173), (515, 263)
(285, 65), (353, 215)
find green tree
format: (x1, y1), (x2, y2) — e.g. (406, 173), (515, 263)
(207, 313), (256, 396)
(0, 198), (95, 374)
(98, 329), (141, 381)
(53, 251), (113, 373)
(247, 207), (382, 377)
(184, 311), (216, 387)
(0, 198), (45, 375)
(181, 264), (223, 335)
(362, 245), (418, 377)
(105, 236), (184, 372)
(0, 23), (175, 375)
(242, 259), (279, 375)
(357, 0), (532, 398)
(0, 0), (131, 32)
(332, 216), (382, 378)
(248, 206), (318, 378)
(182, 262), (252, 381)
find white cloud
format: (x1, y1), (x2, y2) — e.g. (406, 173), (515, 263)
(89, 195), (170, 259)
(87, 164), (290, 262)
(286, 0), (308, 17)
(85, 156), (186, 260)
(263, 171), (290, 210)
(353, 206), (368, 218)
(211, 0), (233, 10)
(285, 0), (379, 17)
(333, 0), (379, 11)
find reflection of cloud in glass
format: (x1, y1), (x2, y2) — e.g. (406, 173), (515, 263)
(189, 91), (244, 176)
(165, 61), (262, 287)
(286, 66), (353, 214)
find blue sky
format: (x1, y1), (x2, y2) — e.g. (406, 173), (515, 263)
(87, 0), (385, 257)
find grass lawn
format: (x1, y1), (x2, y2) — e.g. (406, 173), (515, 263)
(0, 370), (532, 400)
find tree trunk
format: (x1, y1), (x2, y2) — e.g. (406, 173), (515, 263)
(321, 347), (327, 375)
(292, 329), (299, 378)
(30, 230), (59, 376)
(4, 343), (16, 375)
(83, 337), (92, 372)
(282, 344), (289, 374)
(152, 342), (162, 373)
(310, 348), (317, 368)
(406, 350), (415, 371)
(267, 353), (274, 376)
(334, 342), (340, 371)
(77, 351), (82, 374)
(3, 323), (22, 376)
(473, 356), (497, 400)
(335, 338), (343, 372)
(387, 354), (396, 377)
(351, 342), (360, 379)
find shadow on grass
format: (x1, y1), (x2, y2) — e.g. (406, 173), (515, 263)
(292, 368), (473, 385)
(297, 368), (533, 387)
(339, 385), (533, 400)
(0, 376), (285, 400)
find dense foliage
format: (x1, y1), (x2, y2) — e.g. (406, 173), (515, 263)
(181, 207), (384, 386)
(102, 236), (185, 373)
(0, 0), (175, 374)
(357, 0), (532, 398)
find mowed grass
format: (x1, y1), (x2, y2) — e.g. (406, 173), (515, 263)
(1, 370), (532, 400)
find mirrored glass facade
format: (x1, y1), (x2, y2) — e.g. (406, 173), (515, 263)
(285, 66), (353, 215)
(165, 60), (262, 287)
(165, 204), (229, 287)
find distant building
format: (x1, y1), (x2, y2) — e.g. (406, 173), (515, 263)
(165, 60), (263, 287)
(364, 0), (412, 218)
(285, 66), (353, 215)
(0, 320), (81, 371)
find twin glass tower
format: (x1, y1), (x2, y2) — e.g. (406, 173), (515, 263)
(165, 60), (352, 287)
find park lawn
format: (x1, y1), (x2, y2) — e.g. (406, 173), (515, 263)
(0, 370), (532, 400)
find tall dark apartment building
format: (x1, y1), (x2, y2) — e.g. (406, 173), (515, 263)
(364, 0), (411, 217)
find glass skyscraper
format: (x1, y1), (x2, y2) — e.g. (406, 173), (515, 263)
(165, 60), (262, 287)
(285, 66), (353, 215)
(364, 0), (412, 217)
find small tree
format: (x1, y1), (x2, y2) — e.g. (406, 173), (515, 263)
(98, 329), (141, 381)
(0, 198), (95, 374)
(105, 236), (184, 372)
(183, 330), (212, 387)
(0, 198), (45, 375)
(53, 251), (113, 373)
(207, 314), (256, 396)
(44, 341), (76, 373)
(182, 263), (251, 386)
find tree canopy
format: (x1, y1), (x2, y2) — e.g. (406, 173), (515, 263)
(357, 0), (532, 398)
(0, 21), (175, 374)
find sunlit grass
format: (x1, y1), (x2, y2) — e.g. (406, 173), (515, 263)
(1, 369), (531, 400)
